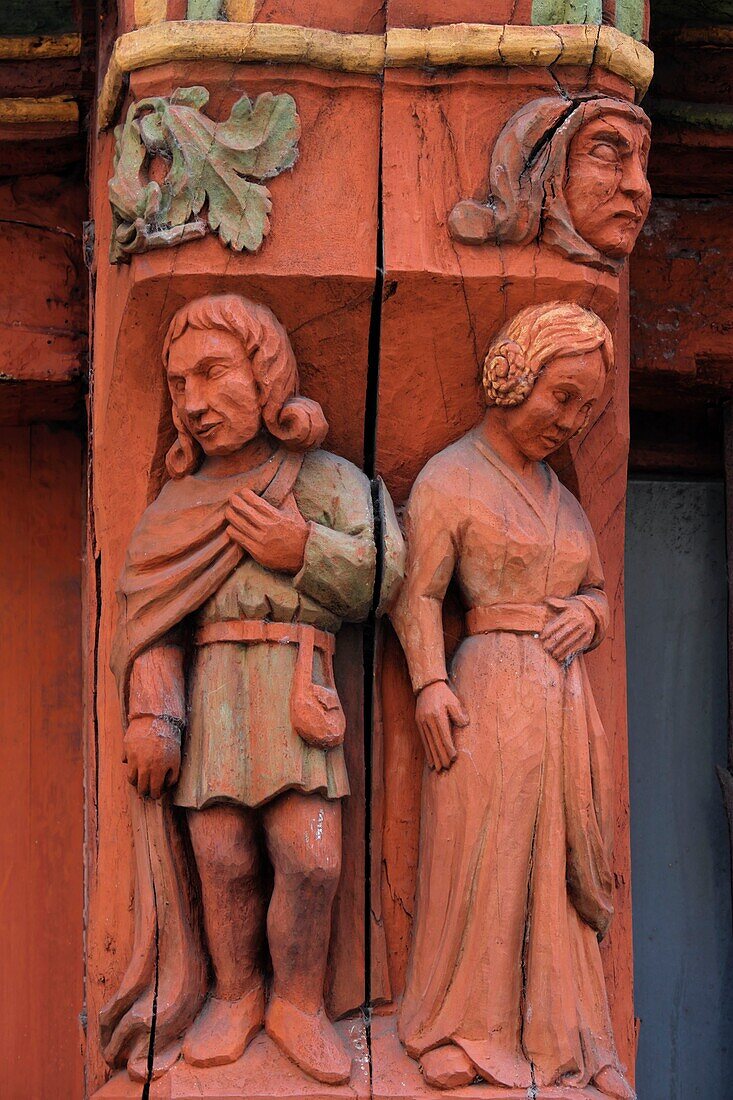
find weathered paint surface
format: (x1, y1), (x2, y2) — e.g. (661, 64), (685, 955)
(0, 424), (84, 1100)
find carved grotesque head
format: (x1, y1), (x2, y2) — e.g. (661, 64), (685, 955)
(449, 96), (651, 272)
(162, 294), (327, 477)
(482, 301), (613, 460)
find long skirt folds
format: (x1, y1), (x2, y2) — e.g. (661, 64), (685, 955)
(398, 632), (620, 1089)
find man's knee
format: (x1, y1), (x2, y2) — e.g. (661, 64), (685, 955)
(189, 809), (259, 884)
(276, 839), (342, 894)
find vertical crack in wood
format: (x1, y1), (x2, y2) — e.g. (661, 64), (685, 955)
(363, 54), (385, 1097)
(142, 807), (160, 1100)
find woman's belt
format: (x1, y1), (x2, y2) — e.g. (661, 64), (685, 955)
(195, 619), (336, 656)
(465, 603), (551, 636)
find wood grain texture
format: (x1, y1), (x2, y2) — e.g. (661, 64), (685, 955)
(0, 425), (83, 1100)
(0, 95), (78, 124)
(0, 175), (86, 399)
(0, 33), (81, 59)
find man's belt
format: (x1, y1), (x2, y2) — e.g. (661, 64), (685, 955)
(465, 603), (551, 636)
(195, 619), (336, 656)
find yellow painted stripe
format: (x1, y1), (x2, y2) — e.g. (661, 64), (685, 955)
(0, 96), (79, 125)
(0, 34), (81, 60)
(97, 20), (653, 130)
(226, 0), (258, 19)
(386, 23), (653, 95)
(135, 0), (168, 26)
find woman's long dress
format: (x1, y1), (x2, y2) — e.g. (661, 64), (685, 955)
(393, 430), (623, 1090)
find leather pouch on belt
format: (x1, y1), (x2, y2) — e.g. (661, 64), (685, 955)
(290, 627), (346, 749)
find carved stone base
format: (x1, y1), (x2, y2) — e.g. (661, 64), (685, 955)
(93, 1017), (369, 1100)
(370, 1016), (605, 1100)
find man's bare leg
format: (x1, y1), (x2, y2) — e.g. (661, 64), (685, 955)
(263, 789), (350, 1084)
(183, 803), (266, 1067)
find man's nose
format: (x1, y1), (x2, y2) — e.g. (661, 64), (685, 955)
(184, 381), (208, 419)
(621, 155), (648, 201)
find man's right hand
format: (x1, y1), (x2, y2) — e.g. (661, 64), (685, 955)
(414, 681), (469, 772)
(123, 716), (181, 799)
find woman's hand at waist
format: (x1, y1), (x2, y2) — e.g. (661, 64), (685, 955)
(540, 598), (596, 663)
(414, 680), (469, 772)
(225, 489), (309, 574)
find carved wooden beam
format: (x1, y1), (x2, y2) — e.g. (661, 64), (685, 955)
(386, 22), (653, 95)
(0, 33), (81, 59)
(97, 20), (654, 129)
(0, 95), (78, 125)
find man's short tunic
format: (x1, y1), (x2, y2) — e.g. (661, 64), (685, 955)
(126, 448), (375, 810)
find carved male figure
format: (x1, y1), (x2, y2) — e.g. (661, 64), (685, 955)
(392, 302), (634, 1098)
(102, 294), (377, 1084)
(449, 95), (651, 272)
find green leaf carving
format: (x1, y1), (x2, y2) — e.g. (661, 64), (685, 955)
(108, 86), (300, 263)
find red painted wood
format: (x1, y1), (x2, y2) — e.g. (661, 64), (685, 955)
(0, 425), (84, 1100)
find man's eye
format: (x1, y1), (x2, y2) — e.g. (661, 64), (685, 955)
(173, 380), (185, 393)
(554, 391), (570, 405)
(207, 364), (227, 380)
(590, 143), (618, 164)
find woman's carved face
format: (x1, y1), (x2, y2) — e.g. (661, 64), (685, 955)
(167, 327), (262, 455)
(501, 348), (607, 462)
(564, 115), (651, 259)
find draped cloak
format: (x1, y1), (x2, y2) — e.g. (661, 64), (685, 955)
(392, 431), (623, 1090)
(101, 447), (377, 1079)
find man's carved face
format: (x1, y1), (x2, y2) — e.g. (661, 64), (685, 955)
(167, 327), (262, 455)
(501, 348), (607, 462)
(564, 115), (651, 260)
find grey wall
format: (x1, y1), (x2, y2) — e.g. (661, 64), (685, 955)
(626, 478), (733, 1099)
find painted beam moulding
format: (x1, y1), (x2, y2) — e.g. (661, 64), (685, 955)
(386, 22), (653, 94)
(98, 20), (654, 129)
(0, 34), (82, 60)
(0, 96), (79, 126)
(98, 22), (386, 129)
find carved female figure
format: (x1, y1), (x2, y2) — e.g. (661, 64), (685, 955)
(449, 96), (651, 272)
(102, 294), (378, 1085)
(392, 302), (633, 1098)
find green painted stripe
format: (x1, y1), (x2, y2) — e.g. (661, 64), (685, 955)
(531, 0), (602, 30)
(531, 0), (645, 39)
(187, 0), (224, 19)
(615, 0), (645, 40)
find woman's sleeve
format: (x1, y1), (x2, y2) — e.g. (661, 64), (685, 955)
(390, 473), (457, 692)
(575, 520), (610, 650)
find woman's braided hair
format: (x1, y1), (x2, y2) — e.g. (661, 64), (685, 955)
(482, 301), (614, 408)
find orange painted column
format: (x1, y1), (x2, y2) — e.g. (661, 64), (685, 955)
(86, 3), (652, 1097)
(372, 7), (652, 1096)
(86, 7), (381, 1095)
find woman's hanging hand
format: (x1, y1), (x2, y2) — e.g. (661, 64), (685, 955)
(540, 600), (596, 663)
(414, 681), (469, 771)
(226, 489), (310, 574)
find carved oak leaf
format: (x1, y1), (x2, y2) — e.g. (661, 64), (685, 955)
(108, 87), (300, 262)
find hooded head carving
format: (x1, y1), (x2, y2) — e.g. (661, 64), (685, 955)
(449, 95), (651, 273)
